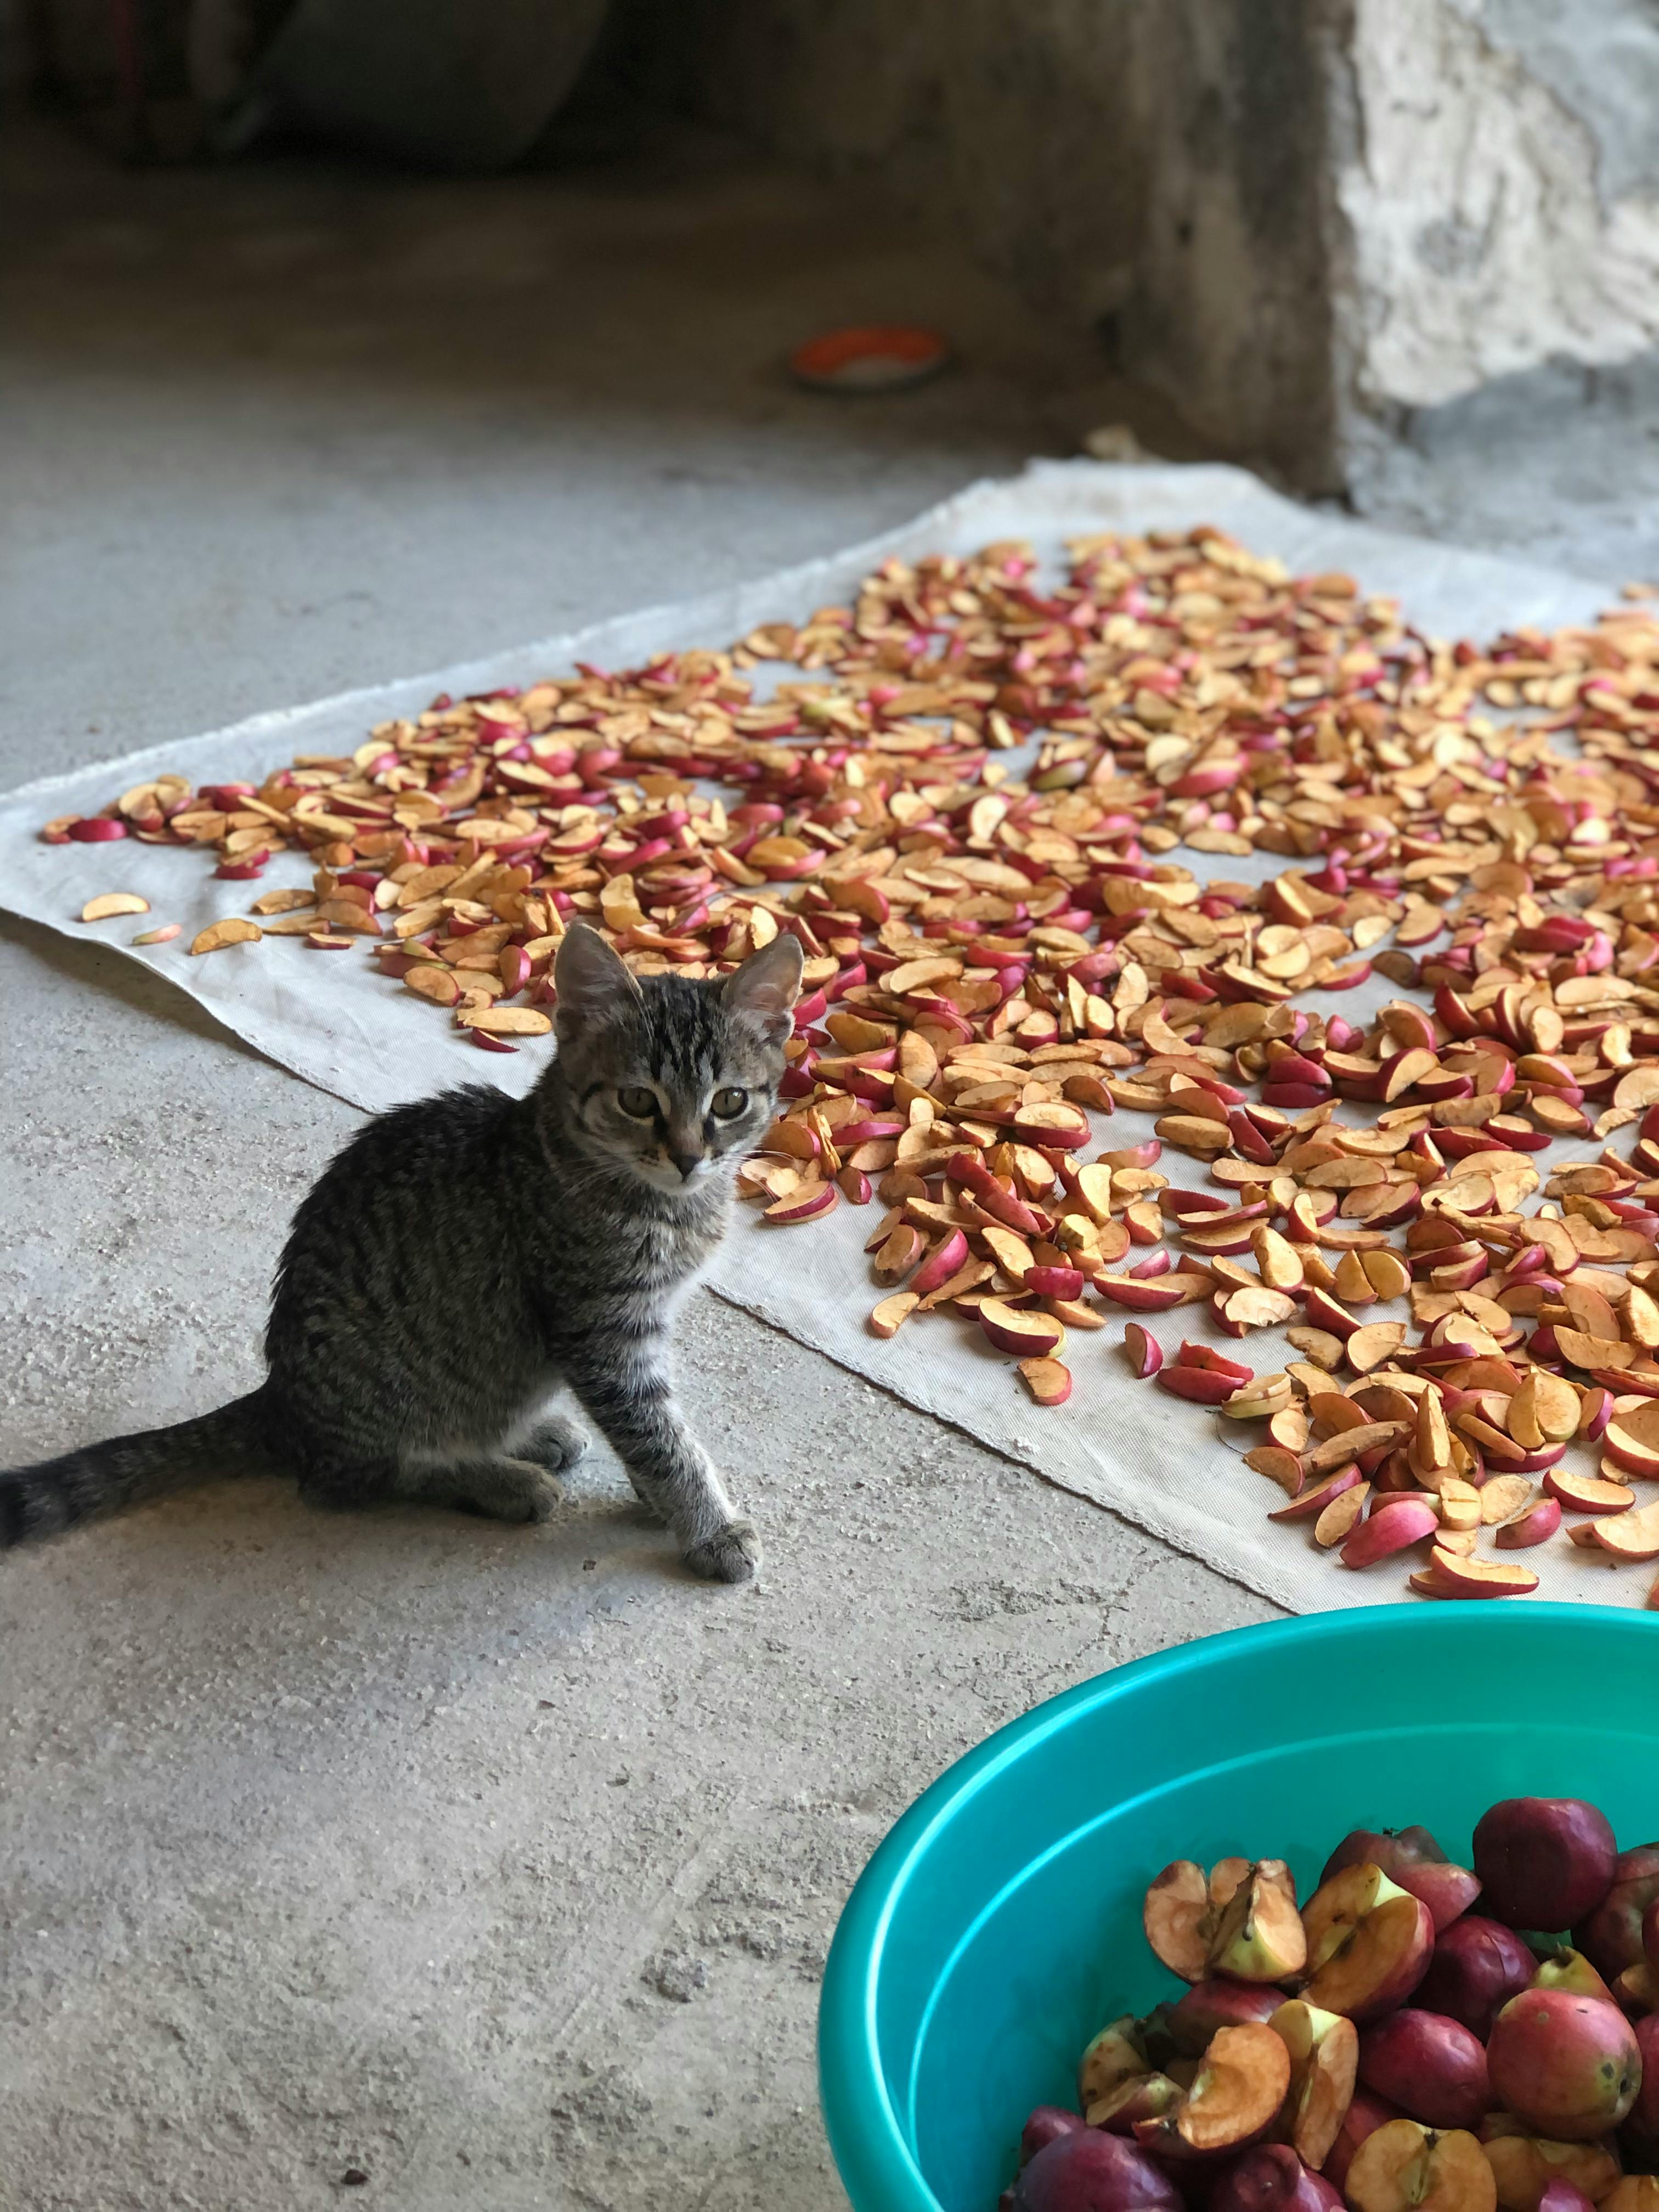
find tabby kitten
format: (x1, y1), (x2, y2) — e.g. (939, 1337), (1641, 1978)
(0, 923), (803, 1583)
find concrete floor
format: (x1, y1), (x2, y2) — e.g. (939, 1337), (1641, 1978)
(7, 109), (1659, 2212)
(0, 119), (1269, 2212)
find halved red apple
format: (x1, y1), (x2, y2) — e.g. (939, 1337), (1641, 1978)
(1301, 1864), (1435, 2020)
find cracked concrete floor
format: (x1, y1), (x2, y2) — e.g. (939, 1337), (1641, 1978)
(0, 119), (1274, 2212)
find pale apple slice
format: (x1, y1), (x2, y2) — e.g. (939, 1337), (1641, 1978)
(1602, 1399), (1659, 1478)
(1209, 1861), (1307, 1983)
(1593, 1501), (1659, 1560)
(1410, 1548), (1542, 1600)
(1348, 2121), (1497, 2212)
(1271, 1466), (1363, 1525)
(1079, 2015), (1152, 2107)
(1086, 2070), (1184, 2132)
(1145, 1860), (1214, 1982)
(1301, 1865), (1434, 2021)
(1545, 1469), (1635, 1515)
(1134, 2023), (1291, 2156)
(1270, 1997), (1359, 2170)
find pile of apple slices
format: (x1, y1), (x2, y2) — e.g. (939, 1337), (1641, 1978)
(1006, 1797), (1659, 2212)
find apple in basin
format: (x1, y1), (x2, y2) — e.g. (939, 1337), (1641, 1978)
(1210, 2146), (1341, 2212)
(1417, 1917), (1537, 2039)
(1320, 1827), (1481, 1934)
(1301, 1864), (1436, 2021)
(1358, 2008), (1492, 2130)
(1486, 1989), (1641, 2140)
(1474, 1801), (1618, 1934)
(1012, 2126), (1186, 2212)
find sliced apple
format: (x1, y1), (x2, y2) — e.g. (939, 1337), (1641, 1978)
(1134, 2022), (1292, 2157)
(1087, 2071), (1186, 2132)
(1145, 1860), (1215, 1983)
(1601, 1400), (1659, 1478)
(1301, 1864), (1435, 2020)
(1494, 1496), (1561, 1548)
(1347, 2121), (1497, 2212)
(1481, 2136), (1623, 2212)
(1270, 1466), (1363, 1525)
(1545, 1469), (1635, 1515)
(1411, 1548), (1542, 1600)
(978, 1298), (1065, 1358)
(1270, 1998), (1359, 2170)
(1592, 1502), (1659, 1560)
(1209, 1861), (1308, 1984)
(1080, 2014), (1153, 2107)
(1341, 1497), (1440, 1568)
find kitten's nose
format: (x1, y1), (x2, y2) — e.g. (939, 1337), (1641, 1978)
(670, 1148), (703, 1181)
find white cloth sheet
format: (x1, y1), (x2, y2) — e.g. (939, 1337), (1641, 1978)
(1, 460), (1647, 1613)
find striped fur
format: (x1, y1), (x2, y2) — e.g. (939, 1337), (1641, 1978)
(1, 928), (802, 1580)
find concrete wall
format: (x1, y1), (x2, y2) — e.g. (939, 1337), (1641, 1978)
(625, 0), (1345, 484)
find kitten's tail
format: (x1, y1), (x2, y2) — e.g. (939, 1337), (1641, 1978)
(0, 1387), (282, 1549)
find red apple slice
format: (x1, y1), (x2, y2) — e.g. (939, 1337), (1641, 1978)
(764, 1178), (839, 1223)
(1496, 1498), (1562, 1548)
(1019, 1356), (1073, 1406)
(1158, 1364), (1247, 1406)
(1341, 1497), (1440, 1568)
(1601, 1400), (1659, 1477)
(908, 1228), (969, 1299)
(1271, 1466), (1364, 1524)
(1592, 1502), (1659, 1560)
(1411, 1548), (1542, 1599)
(979, 1299), (1065, 1359)
(1545, 1469), (1635, 1515)
(1124, 1322), (1164, 1378)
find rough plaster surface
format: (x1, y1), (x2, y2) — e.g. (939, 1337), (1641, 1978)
(1334, 0), (1659, 414)
(0, 121), (1274, 2212)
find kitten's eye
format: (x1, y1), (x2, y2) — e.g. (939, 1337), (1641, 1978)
(711, 1087), (748, 1119)
(617, 1086), (658, 1120)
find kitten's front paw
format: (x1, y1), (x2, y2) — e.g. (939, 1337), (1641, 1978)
(684, 1517), (762, 1584)
(518, 1416), (590, 1475)
(520, 1471), (564, 1523)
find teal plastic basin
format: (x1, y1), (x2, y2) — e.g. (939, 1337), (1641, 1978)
(819, 1604), (1659, 2212)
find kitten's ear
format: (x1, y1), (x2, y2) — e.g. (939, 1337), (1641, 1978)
(554, 922), (641, 1036)
(722, 932), (803, 1044)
